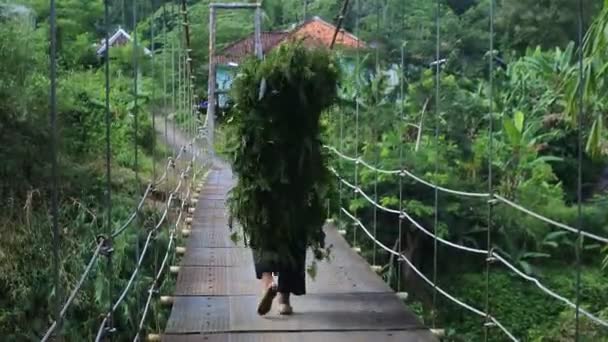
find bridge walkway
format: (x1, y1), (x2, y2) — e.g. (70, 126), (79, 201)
(163, 164), (436, 342)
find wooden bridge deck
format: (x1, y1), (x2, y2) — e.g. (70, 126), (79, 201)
(163, 165), (436, 342)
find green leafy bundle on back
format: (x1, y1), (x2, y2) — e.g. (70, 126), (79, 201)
(226, 42), (339, 265)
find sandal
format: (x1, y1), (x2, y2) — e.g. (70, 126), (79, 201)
(257, 284), (277, 316)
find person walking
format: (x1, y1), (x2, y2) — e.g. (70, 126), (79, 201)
(253, 239), (307, 315)
(226, 43), (338, 317)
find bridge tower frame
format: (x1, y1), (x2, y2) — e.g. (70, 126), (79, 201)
(207, 2), (263, 156)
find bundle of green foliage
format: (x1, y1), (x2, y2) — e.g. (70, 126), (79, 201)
(226, 42), (339, 264)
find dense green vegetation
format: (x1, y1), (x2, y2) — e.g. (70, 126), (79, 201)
(316, 1), (608, 341)
(1, 0), (608, 340)
(220, 0), (607, 340)
(0, 0), (198, 339)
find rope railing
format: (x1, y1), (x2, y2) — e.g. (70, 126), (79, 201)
(325, 145), (490, 197)
(94, 161), (194, 341)
(41, 152), (198, 341)
(330, 167), (487, 255)
(493, 194), (608, 244)
(40, 240), (105, 342)
(330, 0), (595, 338)
(41, 0), (206, 338)
(112, 143), (192, 239)
(132, 126), (212, 340)
(132, 165), (209, 342)
(331, 167), (608, 329)
(39, 138), (199, 341)
(133, 202), (182, 341)
(340, 207), (518, 342)
(325, 145), (608, 244)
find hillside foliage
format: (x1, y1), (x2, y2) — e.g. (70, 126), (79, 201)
(1, 0), (607, 340)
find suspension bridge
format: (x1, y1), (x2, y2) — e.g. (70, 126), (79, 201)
(36, 0), (608, 341)
(157, 163), (437, 341)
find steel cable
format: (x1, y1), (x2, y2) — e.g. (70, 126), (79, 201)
(574, 0), (585, 338)
(325, 145), (608, 244)
(331, 167), (608, 328)
(340, 207), (518, 342)
(331, 167), (487, 254)
(325, 145), (489, 197)
(432, 0), (441, 327)
(133, 165), (207, 341)
(493, 195), (608, 244)
(41, 241), (104, 342)
(102, 0), (114, 337)
(484, 0), (496, 339)
(94, 163), (192, 341)
(49, 0), (61, 338)
(353, 0), (361, 252)
(132, 1), (142, 330)
(95, 128), (203, 339)
(41, 2), (200, 338)
(40, 61), (196, 342)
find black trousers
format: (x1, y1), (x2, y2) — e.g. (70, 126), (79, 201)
(252, 246), (307, 296)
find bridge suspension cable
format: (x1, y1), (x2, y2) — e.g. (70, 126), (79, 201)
(340, 208), (518, 341)
(95, 161), (193, 341)
(327, 0), (604, 340)
(48, 0), (61, 337)
(324, 146), (608, 244)
(102, 0), (114, 335)
(331, 167), (608, 329)
(41, 0), (206, 339)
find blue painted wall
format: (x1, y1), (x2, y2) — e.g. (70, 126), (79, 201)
(215, 56), (358, 108)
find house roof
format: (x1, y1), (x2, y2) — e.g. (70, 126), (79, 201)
(96, 27), (152, 56)
(215, 16), (365, 65)
(215, 31), (289, 65)
(291, 16), (364, 49)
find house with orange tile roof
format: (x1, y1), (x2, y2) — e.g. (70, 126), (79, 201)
(214, 16), (365, 107)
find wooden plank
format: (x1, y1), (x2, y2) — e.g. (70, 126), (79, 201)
(163, 331), (437, 342)
(175, 251), (389, 296)
(174, 266), (256, 296)
(166, 168), (435, 341)
(165, 293), (423, 334)
(165, 297), (229, 333)
(180, 248), (251, 267)
(186, 228), (235, 248)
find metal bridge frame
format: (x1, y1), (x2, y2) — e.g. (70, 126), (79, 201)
(206, 2), (263, 155)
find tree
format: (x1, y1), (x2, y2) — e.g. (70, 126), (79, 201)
(496, 0), (600, 52)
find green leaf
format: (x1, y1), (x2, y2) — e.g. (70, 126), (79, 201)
(519, 260), (533, 275)
(230, 231), (241, 244)
(522, 252), (551, 259)
(529, 156), (563, 166)
(503, 118), (521, 146)
(544, 231), (568, 240)
(514, 110), (525, 132)
(306, 261), (318, 280)
(585, 118), (603, 159)
(584, 244), (601, 251)
(542, 241), (558, 248)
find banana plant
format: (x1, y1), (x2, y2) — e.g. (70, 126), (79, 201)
(564, 0), (608, 159)
(502, 110), (561, 158)
(499, 110), (563, 197)
(494, 234), (550, 275)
